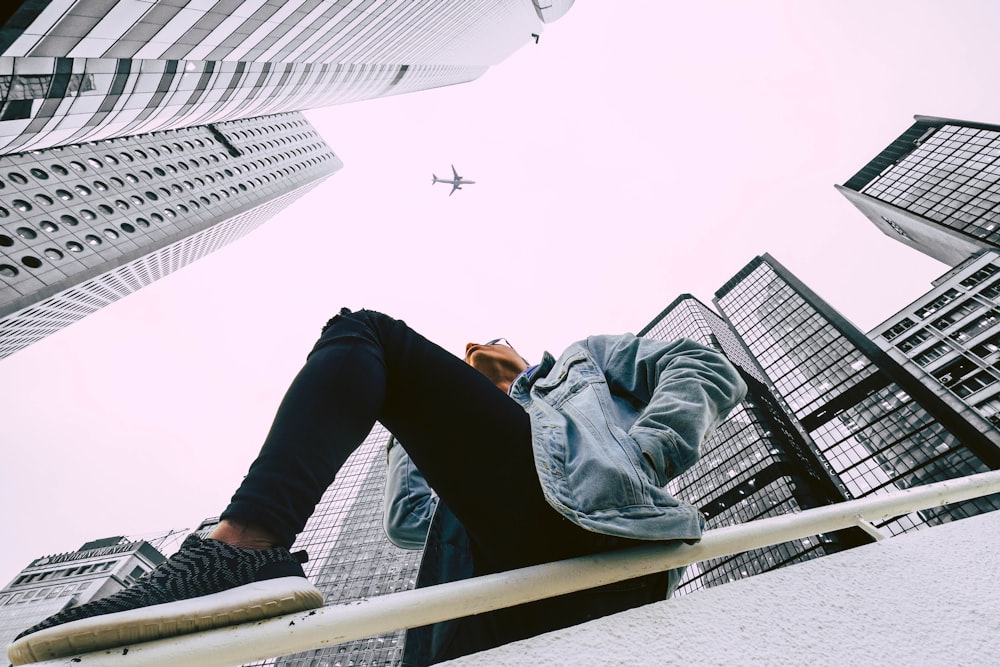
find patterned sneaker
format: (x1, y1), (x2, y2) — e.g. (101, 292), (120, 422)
(7, 535), (324, 665)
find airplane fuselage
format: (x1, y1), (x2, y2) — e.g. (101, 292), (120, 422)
(432, 165), (475, 195)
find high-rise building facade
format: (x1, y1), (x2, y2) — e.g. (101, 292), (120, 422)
(236, 424), (423, 667)
(0, 537), (166, 652)
(0, 0), (571, 153)
(639, 296), (869, 594)
(0, 110), (340, 357)
(837, 115), (1000, 266)
(0, 1), (576, 358)
(869, 250), (1000, 446)
(714, 254), (1000, 534)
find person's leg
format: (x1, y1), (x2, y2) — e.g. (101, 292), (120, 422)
(219, 307), (594, 568)
(9, 308), (649, 664)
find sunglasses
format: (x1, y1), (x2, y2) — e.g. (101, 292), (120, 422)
(483, 338), (514, 348)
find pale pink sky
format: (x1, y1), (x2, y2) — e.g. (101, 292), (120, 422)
(1, 1), (995, 583)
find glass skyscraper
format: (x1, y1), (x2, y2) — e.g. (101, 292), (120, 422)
(715, 254), (1000, 534)
(0, 0), (570, 153)
(0, 110), (340, 358)
(639, 296), (868, 594)
(0, 0), (576, 358)
(837, 115), (1000, 266)
(246, 425), (423, 667)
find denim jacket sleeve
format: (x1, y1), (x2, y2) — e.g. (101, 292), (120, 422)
(583, 334), (747, 481)
(383, 436), (439, 550)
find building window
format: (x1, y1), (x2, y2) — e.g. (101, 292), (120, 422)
(949, 311), (1000, 343)
(897, 328), (933, 352)
(914, 289), (961, 319)
(913, 341), (952, 366)
(933, 357), (978, 388)
(980, 278), (1000, 301)
(976, 396), (1000, 426)
(952, 370), (998, 398)
(971, 333), (1000, 359)
(881, 318), (916, 341)
(960, 263), (1000, 289)
(932, 300), (984, 330)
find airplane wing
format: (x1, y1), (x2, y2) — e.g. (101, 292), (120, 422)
(449, 183), (460, 196)
(451, 164), (460, 180)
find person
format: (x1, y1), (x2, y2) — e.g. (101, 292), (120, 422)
(8, 308), (746, 666)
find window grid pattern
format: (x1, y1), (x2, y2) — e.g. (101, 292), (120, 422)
(641, 298), (835, 596)
(675, 481), (829, 596)
(861, 125), (1000, 243)
(719, 264), (880, 417)
(870, 252), (1000, 434)
(0, 110), (339, 358)
(243, 425), (423, 667)
(717, 258), (1000, 536)
(0, 0), (545, 153)
(0, 540), (163, 652)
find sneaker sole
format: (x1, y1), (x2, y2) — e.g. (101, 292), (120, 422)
(7, 577), (324, 665)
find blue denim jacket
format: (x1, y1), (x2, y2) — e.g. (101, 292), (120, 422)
(511, 334), (745, 541)
(386, 334), (744, 545)
(384, 334), (745, 665)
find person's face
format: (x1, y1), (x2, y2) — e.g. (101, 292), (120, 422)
(465, 339), (529, 393)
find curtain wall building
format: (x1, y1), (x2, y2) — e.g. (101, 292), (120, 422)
(0, 111), (340, 358)
(837, 115), (1000, 266)
(639, 296), (869, 594)
(714, 254), (1000, 534)
(226, 425), (424, 667)
(635, 255), (1000, 595)
(0, 1), (575, 357)
(0, 0), (570, 153)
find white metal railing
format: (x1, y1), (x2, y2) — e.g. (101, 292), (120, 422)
(25, 468), (1000, 666)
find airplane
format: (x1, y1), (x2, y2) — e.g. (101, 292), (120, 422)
(432, 165), (475, 196)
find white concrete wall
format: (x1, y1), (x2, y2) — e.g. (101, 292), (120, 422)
(445, 510), (1000, 666)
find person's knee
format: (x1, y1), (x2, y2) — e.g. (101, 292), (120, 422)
(317, 308), (402, 347)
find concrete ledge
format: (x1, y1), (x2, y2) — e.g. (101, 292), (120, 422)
(445, 510), (1000, 666)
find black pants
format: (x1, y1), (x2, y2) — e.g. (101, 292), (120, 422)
(221, 309), (669, 659)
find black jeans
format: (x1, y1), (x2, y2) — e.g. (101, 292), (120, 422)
(221, 309), (669, 658)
